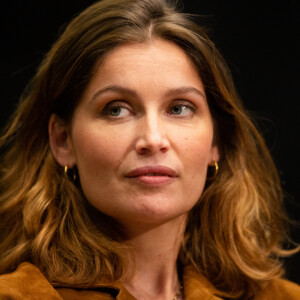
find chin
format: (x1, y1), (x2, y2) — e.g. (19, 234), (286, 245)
(126, 202), (188, 225)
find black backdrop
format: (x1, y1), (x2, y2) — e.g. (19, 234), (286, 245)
(1, 0), (299, 284)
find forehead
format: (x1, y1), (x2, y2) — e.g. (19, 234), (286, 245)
(101, 38), (194, 66)
(87, 39), (203, 92)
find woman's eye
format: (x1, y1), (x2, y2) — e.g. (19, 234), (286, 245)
(102, 103), (132, 118)
(169, 104), (195, 116)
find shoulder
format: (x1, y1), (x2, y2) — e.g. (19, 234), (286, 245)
(254, 278), (300, 300)
(0, 262), (62, 299)
(0, 263), (128, 300)
(183, 265), (300, 300)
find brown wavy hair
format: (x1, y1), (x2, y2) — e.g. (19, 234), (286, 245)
(0, 0), (297, 298)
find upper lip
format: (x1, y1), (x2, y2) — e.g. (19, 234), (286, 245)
(125, 166), (178, 178)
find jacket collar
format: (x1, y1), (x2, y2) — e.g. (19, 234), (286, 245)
(88, 265), (222, 300)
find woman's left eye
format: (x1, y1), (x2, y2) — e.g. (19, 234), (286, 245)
(168, 103), (195, 117)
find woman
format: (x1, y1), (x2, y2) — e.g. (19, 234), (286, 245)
(0, 0), (299, 299)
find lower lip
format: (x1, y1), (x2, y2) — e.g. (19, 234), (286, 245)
(128, 175), (175, 185)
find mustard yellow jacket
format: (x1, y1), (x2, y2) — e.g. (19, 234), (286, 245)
(0, 262), (300, 299)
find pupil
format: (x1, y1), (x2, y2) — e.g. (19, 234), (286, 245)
(172, 106), (182, 115)
(110, 107), (121, 116)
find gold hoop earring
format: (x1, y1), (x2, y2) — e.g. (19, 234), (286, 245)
(64, 165), (77, 181)
(207, 161), (219, 180)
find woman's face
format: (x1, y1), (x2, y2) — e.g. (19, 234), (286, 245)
(59, 39), (219, 228)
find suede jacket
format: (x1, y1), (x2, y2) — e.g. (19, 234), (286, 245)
(0, 262), (300, 299)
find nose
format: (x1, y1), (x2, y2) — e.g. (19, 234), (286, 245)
(135, 113), (170, 155)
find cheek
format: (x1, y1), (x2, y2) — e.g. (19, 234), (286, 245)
(179, 130), (214, 165)
(71, 127), (129, 212)
(71, 126), (127, 176)
(180, 134), (213, 205)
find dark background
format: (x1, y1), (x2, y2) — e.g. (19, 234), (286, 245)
(1, 0), (299, 284)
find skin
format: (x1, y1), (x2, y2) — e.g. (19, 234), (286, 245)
(49, 38), (219, 299)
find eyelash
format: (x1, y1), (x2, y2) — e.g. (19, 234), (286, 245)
(101, 101), (132, 118)
(101, 100), (196, 119)
(167, 101), (196, 117)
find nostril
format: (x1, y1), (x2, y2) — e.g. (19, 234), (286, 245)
(160, 144), (169, 153)
(136, 146), (150, 154)
(135, 119), (170, 154)
(135, 140), (170, 155)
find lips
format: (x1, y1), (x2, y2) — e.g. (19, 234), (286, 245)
(125, 166), (177, 178)
(125, 166), (177, 185)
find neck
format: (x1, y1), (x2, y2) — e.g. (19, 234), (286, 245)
(121, 215), (186, 300)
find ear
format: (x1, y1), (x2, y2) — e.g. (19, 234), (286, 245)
(208, 145), (220, 165)
(48, 114), (76, 168)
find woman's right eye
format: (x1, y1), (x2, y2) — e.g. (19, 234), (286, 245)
(101, 102), (132, 118)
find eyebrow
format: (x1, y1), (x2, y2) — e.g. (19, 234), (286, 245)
(165, 86), (205, 99)
(89, 85), (206, 104)
(90, 85), (138, 104)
